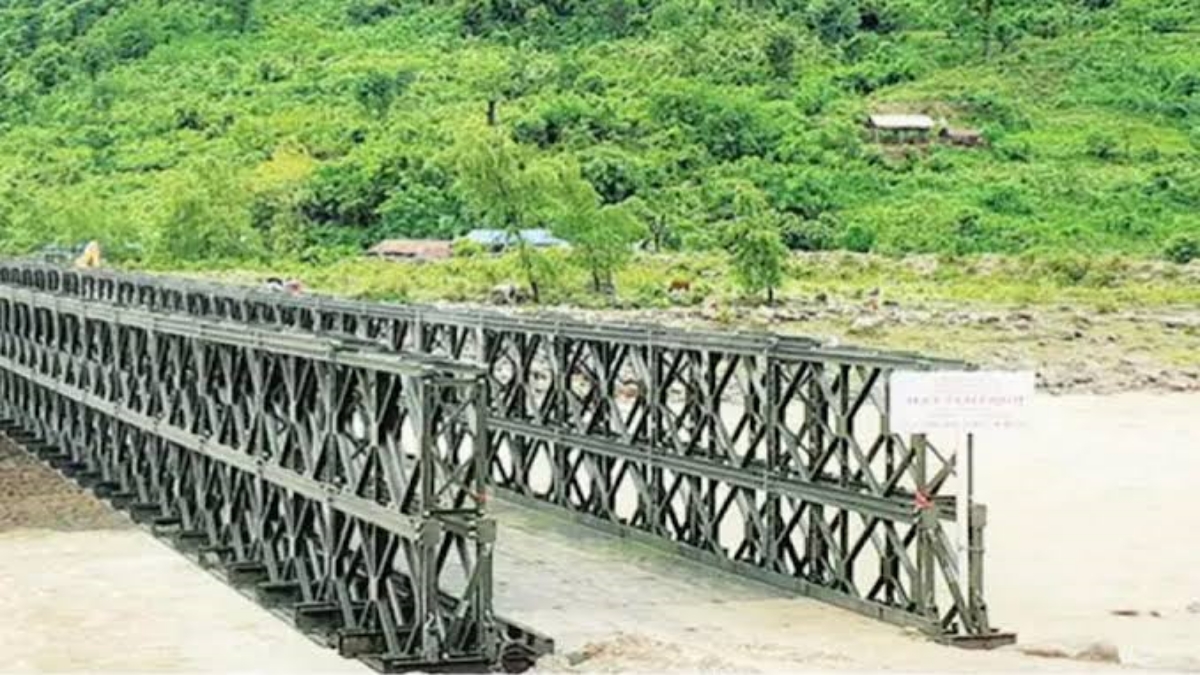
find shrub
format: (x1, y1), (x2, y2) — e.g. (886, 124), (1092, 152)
(807, 0), (860, 45)
(512, 95), (618, 148)
(29, 44), (72, 91)
(858, 0), (902, 33)
(836, 57), (916, 95)
(154, 165), (261, 263)
(993, 136), (1032, 162)
(1039, 254), (1090, 285)
(782, 213), (838, 251)
(581, 148), (644, 204)
(353, 69), (416, 119)
(1086, 132), (1122, 161)
(105, 12), (160, 60)
(980, 185), (1032, 216)
(347, 0), (402, 26)
(78, 41), (112, 79)
(773, 170), (840, 220)
(764, 32), (796, 80)
(1147, 9), (1185, 33)
(453, 238), (486, 258)
(1164, 234), (1199, 264)
(957, 91), (1030, 130)
(650, 87), (779, 161)
(841, 222), (877, 253)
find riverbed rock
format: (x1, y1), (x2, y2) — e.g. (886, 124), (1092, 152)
(849, 316), (886, 335)
(1075, 641), (1121, 664)
(1163, 317), (1199, 330)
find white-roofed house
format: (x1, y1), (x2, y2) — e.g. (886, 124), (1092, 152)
(866, 113), (935, 144)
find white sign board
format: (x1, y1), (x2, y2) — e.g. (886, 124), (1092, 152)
(890, 370), (1035, 436)
(891, 369), (1035, 592)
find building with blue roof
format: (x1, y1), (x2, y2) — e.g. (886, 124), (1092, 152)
(463, 229), (568, 252)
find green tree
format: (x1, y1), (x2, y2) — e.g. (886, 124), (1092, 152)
(155, 164), (261, 263)
(546, 162), (645, 295)
(224, 0), (255, 33)
(353, 69), (414, 120)
(347, 0), (402, 26)
(29, 43), (71, 92)
(725, 187), (787, 304)
(808, 0), (859, 45)
(79, 41), (112, 80)
(455, 129), (554, 302)
(957, 0), (1013, 58)
(764, 32), (796, 80)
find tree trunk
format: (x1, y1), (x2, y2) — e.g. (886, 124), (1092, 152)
(517, 242), (540, 304)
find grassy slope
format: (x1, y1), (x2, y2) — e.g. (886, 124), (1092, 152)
(0, 0), (1197, 270)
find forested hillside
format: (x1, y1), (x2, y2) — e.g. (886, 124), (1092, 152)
(0, 0), (1197, 270)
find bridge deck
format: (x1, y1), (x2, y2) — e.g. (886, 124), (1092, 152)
(490, 500), (1101, 672)
(0, 498), (1106, 673)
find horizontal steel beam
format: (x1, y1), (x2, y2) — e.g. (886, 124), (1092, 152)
(491, 418), (926, 524)
(0, 262), (967, 369)
(0, 286), (476, 379)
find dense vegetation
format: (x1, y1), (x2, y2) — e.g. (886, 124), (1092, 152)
(0, 0), (1197, 299)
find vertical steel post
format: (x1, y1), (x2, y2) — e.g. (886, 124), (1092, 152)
(913, 433), (937, 620)
(471, 374), (499, 661)
(647, 342), (663, 536)
(882, 372), (898, 605)
(763, 351), (780, 570)
(417, 375), (443, 662)
(806, 363), (826, 581)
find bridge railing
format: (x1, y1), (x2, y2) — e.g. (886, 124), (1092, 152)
(0, 283), (555, 671)
(0, 262), (1009, 645)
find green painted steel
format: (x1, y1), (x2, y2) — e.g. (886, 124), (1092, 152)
(0, 282), (552, 672)
(0, 262), (1012, 646)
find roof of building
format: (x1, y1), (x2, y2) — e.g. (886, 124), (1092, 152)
(366, 239), (453, 259)
(867, 114), (935, 131)
(464, 229), (510, 246)
(464, 229), (568, 248)
(519, 229), (568, 247)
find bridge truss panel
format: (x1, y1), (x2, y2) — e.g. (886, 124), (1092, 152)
(0, 263), (1011, 645)
(0, 285), (555, 672)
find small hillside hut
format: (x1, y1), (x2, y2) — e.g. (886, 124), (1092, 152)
(867, 114), (934, 144)
(939, 127), (987, 148)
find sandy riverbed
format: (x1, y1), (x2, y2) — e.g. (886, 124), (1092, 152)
(0, 392), (1197, 673)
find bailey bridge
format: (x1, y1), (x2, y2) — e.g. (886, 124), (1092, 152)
(0, 262), (1014, 672)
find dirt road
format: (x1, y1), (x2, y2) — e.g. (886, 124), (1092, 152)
(0, 393), (1197, 672)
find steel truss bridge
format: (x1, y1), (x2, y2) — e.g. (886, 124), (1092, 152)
(0, 262), (1014, 672)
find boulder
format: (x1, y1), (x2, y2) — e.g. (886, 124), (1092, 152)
(849, 315), (886, 335)
(1075, 641), (1121, 664)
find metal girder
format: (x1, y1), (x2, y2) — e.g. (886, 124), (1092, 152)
(0, 284), (553, 672)
(0, 262), (1012, 646)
